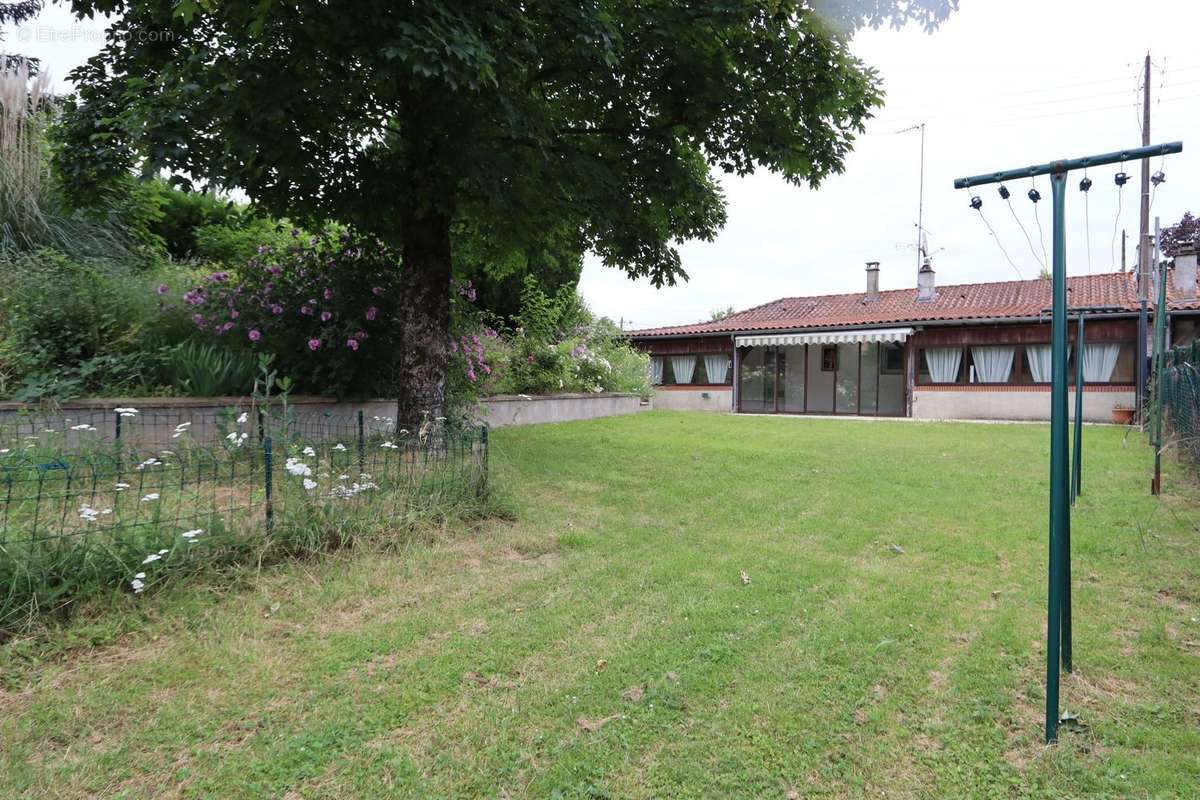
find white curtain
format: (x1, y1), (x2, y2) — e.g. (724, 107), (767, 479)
(670, 355), (696, 384)
(1026, 345), (1052, 383)
(650, 356), (664, 385)
(924, 348), (962, 383)
(703, 354), (729, 384)
(1082, 343), (1120, 383)
(971, 346), (1015, 383)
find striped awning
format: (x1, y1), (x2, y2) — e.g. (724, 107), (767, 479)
(735, 327), (914, 348)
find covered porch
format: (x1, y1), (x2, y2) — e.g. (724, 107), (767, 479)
(734, 328), (911, 416)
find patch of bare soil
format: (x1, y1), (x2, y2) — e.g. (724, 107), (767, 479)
(1155, 587), (1193, 613)
(1002, 662), (1126, 771)
(1165, 622), (1200, 655)
(461, 670), (524, 690)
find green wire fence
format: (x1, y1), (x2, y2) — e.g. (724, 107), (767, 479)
(0, 404), (488, 636)
(1161, 340), (1200, 474)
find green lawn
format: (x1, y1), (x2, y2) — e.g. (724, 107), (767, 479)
(2, 412), (1198, 798)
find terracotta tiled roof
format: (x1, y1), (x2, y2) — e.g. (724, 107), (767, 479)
(628, 270), (1200, 338)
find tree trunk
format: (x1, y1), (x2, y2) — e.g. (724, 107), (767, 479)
(395, 207), (452, 428)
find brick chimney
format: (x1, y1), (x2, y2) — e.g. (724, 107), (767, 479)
(1175, 239), (1198, 300)
(917, 256), (936, 302)
(865, 261), (880, 302)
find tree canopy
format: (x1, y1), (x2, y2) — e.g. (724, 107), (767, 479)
(1162, 211), (1198, 258)
(60, 0), (955, 412)
(0, 1), (42, 70)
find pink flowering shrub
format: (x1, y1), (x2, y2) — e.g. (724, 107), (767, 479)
(178, 229), (400, 395)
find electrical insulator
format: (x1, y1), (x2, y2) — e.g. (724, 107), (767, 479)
(1079, 177), (1092, 192)
(969, 196), (983, 211)
(1151, 170), (1166, 186)
(998, 185), (1010, 200)
(1028, 188), (1041, 203)
(1114, 172), (1130, 186)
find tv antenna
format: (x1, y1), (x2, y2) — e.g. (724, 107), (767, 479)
(896, 123), (926, 282)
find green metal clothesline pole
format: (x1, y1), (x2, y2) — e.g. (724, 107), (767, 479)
(1047, 171), (1071, 737)
(954, 140), (1182, 744)
(1152, 223), (1168, 495)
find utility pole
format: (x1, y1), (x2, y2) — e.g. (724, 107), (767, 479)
(1136, 53), (1152, 416)
(1138, 53), (1151, 296)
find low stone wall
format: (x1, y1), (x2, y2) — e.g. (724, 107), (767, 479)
(651, 386), (732, 412)
(478, 393), (645, 427)
(0, 393), (645, 445)
(912, 386), (1135, 423)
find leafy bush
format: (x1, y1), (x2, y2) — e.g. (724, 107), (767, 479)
(193, 217), (295, 266)
(0, 249), (193, 399)
(176, 229), (401, 396)
(451, 275), (649, 399)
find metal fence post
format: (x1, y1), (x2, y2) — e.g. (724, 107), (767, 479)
(479, 424), (489, 496)
(114, 411), (122, 443)
(263, 435), (274, 533)
(357, 410), (365, 474)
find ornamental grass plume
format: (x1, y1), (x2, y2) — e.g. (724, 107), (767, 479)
(0, 59), (129, 257)
(0, 58), (52, 253)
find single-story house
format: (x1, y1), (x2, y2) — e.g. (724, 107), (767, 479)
(627, 256), (1200, 422)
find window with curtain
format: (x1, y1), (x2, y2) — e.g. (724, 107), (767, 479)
(924, 348), (962, 383)
(703, 354), (729, 384)
(670, 355), (697, 384)
(1082, 343), (1120, 383)
(650, 356), (664, 385)
(971, 346), (1014, 383)
(1026, 345), (1052, 383)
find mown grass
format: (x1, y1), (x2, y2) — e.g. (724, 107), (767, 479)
(1, 411), (1197, 798)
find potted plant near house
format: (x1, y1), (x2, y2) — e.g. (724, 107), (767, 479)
(1111, 403), (1136, 425)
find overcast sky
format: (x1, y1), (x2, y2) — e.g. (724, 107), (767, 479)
(6, 2), (1198, 331)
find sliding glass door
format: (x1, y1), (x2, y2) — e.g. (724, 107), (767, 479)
(737, 342), (907, 416)
(738, 347), (774, 413)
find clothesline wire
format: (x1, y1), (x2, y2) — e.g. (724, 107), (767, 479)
(973, 206), (1024, 280)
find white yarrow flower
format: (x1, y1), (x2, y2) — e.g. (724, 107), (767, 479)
(141, 493), (160, 502)
(131, 578), (145, 593)
(237, 412), (249, 424)
(182, 529), (203, 540)
(303, 478), (317, 491)
(302, 446), (316, 457)
(333, 443), (347, 451)
(284, 457), (312, 477)
(141, 553), (161, 564)
(114, 407), (139, 417)
(115, 482), (130, 491)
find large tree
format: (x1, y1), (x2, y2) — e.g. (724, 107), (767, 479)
(59, 0), (955, 418)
